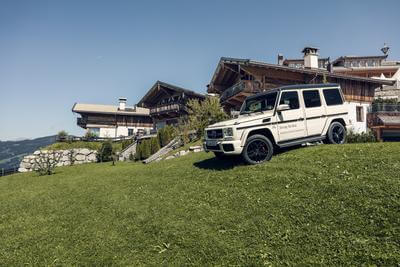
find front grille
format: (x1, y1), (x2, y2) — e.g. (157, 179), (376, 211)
(207, 129), (223, 139)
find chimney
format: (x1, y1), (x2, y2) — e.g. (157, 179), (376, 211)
(277, 53), (284, 65)
(119, 97), (127, 110)
(302, 47), (319, 69)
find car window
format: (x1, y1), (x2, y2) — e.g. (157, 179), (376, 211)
(303, 90), (321, 108)
(241, 92), (278, 114)
(323, 88), (343, 106)
(279, 91), (299, 109)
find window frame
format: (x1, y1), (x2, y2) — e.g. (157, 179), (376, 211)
(322, 88), (344, 106)
(279, 91), (300, 110)
(356, 106), (364, 122)
(302, 89), (322, 108)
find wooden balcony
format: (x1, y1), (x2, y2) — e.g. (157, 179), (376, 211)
(220, 80), (263, 107)
(150, 103), (186, 117)
(368, 103), (400, 113)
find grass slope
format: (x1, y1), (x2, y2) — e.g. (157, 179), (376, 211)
(0, 143), (399, 265)
(45, 141), (123, 152)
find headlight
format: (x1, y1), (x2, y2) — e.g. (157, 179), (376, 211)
(223, 127), (233, 137)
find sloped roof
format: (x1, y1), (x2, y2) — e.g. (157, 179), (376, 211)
(208, 57), (394, 93)
(72, 103), (150, 116)
(378, 115), (400, 125)
(137, 80), (205, 106)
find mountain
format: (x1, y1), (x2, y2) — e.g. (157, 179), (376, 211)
(0, 135), (57, 170)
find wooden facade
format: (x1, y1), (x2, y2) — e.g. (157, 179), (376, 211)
(208, 57), (393, 111)
(77, 113), (153, 129)
(138, 81), (205, 128)
(367, 104), (400, 141)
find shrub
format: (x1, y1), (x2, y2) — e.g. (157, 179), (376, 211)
(150, 137), (160, 154)
(57, 130), (68, 141)
(85, 131), (98, 140)
(121, 139), (133, 150)
(33, 151), (62, 176)
(157, 125), (175, 147)
(347, 130), (377, 143)
(98, 141), (113, 162)
(186, 97), (228, 138)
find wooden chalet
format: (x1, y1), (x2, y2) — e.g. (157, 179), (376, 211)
(367, 103), (400, 141)
(137, 81), (205, 129)
(72, 98), (153, 138)
(207, 57), (394, 111)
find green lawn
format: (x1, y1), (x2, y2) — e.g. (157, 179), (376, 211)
(0, 143), (399, 265)
(45, 141), (123, 152)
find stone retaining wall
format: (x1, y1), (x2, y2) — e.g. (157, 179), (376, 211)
(19, 149), (98, 172)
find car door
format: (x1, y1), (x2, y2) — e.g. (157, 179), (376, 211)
(276, 90), (307, 141)
(302, 89), (327, 136)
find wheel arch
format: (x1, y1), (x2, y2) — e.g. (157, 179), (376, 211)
(242, 128), (277, 146)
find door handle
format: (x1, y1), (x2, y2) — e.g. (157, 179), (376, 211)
(263, 118), (271, 123)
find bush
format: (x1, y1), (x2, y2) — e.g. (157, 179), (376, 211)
(347, 130), (377, 143)
(57, 130), (68, 141)
(85, 131), (98, 140)
(98, 141), (113, 162)
(150, 137), (160, 154)
(33, 151), (62, 176)
(121, 139), (133, 150)
(157, 125), (175, 147)
(135, 137), (161, 160)
(186, 97), (228, 138)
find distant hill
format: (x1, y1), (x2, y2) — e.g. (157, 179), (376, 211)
(0, 135), (57, 170)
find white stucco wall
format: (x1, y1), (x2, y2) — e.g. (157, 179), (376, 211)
(88, 126), (152, 138)
(346, 102), (370, 134)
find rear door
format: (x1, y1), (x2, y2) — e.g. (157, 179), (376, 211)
(302, 89), (327, 136)
(277, 90), (307, 141)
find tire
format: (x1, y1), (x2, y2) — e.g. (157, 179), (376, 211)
(242, 134), (274, 165)
(325, 122), (347, 144)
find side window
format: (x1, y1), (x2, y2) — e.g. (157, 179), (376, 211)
(279, 91), (299, 109)
(303, 90), (321, 108)
(356, 106), (364, 122)
(323, 89), (343, 106)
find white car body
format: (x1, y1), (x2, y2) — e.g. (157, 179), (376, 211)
(204, 83), (351, 155)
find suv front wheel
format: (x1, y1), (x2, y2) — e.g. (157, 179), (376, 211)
(325, 122), (346, 144)
(242, 134), (274, 165)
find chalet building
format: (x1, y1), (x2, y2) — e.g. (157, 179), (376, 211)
(207, 48), (394, 133)
(367, 103), (400, 141)
(72, 98), (153, 138)
(282, 45), (400, 100)
(137, 81), (205, 129)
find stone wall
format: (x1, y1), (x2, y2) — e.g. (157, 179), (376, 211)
(19, 148), (98, 173)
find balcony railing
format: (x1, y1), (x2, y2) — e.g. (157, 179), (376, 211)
(220, 80), (262, 103)
(150, 103), (185, 115)
(368, 104), (400, 113)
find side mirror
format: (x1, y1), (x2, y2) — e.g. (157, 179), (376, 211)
(276, 104), (290, 112)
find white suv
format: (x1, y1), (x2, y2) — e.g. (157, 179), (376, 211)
(204, 83), (351, 164)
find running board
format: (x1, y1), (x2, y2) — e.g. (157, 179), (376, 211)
(277, 135), (325, 148)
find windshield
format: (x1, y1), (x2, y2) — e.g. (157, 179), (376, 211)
(240, 92), (278, 115)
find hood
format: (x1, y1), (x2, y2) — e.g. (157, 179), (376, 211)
(207, 111), (273, 128)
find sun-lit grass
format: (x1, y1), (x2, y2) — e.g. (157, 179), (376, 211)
(44, 141), (123, 152)
(0, 143), (399, 265)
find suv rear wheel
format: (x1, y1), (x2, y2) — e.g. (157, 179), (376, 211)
(325, 122), (346, 144)
(242, 134), (274, 165)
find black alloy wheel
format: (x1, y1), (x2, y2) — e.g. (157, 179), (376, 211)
(326, 122), (346, 144)
(242, 134), (274, 165)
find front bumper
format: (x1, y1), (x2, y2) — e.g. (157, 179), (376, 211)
(203, 139), (243, 155)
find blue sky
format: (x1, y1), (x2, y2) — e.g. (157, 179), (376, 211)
(1, 0), (399, 140)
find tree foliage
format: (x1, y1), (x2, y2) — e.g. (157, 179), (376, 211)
(98, 141), (113, 162)
(157, 125), (175, 147)
(186, 97), (228, 138)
